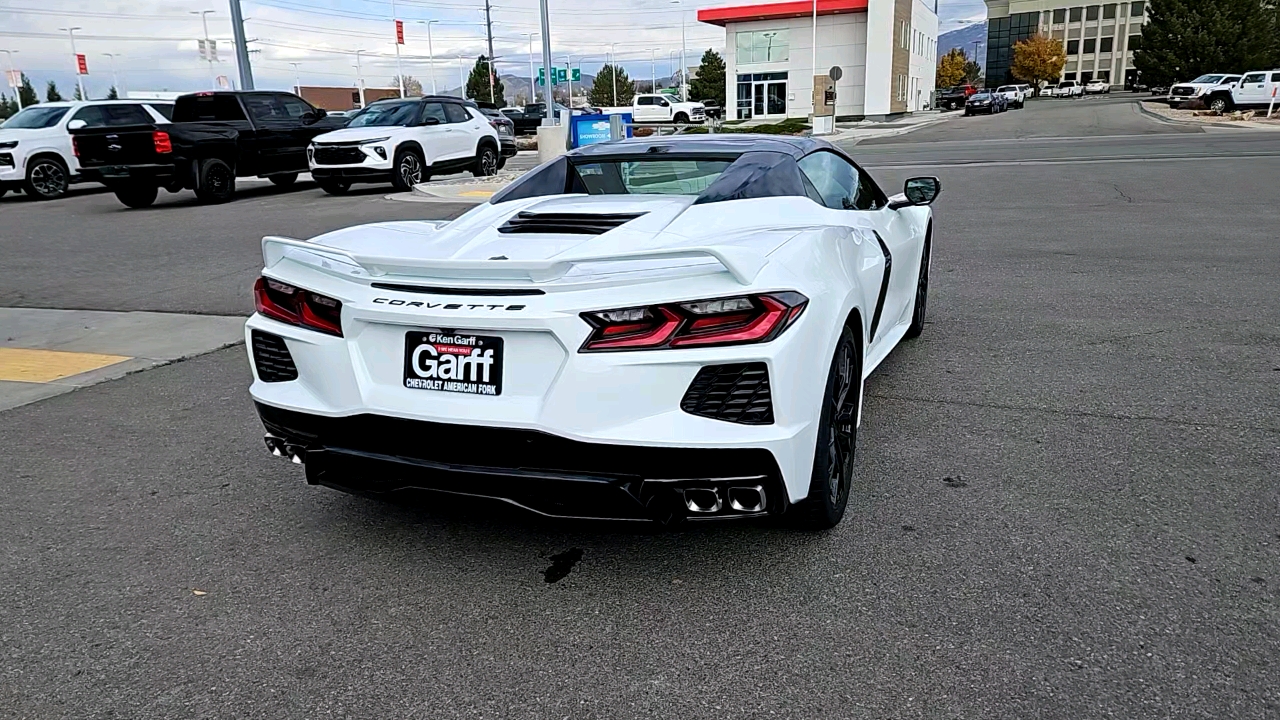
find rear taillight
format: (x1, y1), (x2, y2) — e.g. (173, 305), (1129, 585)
(253, 277), (343, 337)
(579, 292), (807, 352)
(153, 130), (172, 154)
(72, 136), (81, 158)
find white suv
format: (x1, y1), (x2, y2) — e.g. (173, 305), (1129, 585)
(1051, 81), (1084, 98)
(995, 85), (1027, 108)
(308, 96), (501, 194)
(0, 100), (172, 200)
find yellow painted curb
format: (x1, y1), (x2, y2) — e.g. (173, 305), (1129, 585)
(0, 347), (131, 383)
(458, 190), (496, 197)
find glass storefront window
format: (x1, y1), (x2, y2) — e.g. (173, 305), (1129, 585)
(735, 30), (789, 64)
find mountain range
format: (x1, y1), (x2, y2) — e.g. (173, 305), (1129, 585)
(938, 22), (988, 69)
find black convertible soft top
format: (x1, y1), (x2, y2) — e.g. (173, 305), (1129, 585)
(489, 133), (853, 206)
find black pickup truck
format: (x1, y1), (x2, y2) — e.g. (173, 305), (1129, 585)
(71, 90), (347, 208)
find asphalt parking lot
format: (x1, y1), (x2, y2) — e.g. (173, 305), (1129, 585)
(3, 97), (1279, 718)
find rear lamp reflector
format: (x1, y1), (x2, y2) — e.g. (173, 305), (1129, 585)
(579, 292), (806, 352)
(253, 277), (344, 336)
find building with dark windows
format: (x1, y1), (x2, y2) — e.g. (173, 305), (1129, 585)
(983, 1), (1148, 89)
(699, 0), (939, 121)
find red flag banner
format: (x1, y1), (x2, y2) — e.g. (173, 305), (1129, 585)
(76, 54), (87, 75)
(395, 20), (404, 44)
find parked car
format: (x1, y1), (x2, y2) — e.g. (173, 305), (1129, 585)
(964, 91), (1008, 115)
(701, 100), (726, 120)
(501, 102), (571, 135)
(1016, 83), (1034, 98)
(71, 90), (346, 208)
(1167, 74), (1242, 107)
(0, 100), (172, 200)
(1051, 81), (1084, 98)
(247, 135), (942, 529)
(995, 84), (1027, 108)
(938, 84), (979, 111)
(630, 94), (706, 124)
(1084, 79), (1111, 94)
(467, 100), (519, 163)
(1203, 69), (1280, 113)
(307, 96), (502, 194)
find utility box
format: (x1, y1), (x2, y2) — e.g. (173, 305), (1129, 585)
(812, 74), (836, 117)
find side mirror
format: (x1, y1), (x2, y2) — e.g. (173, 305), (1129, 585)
(67, 119), (87, 130)
(301, 109), (324, 125)
(888, 177), (942, 209)
(419, 117), (440, 126)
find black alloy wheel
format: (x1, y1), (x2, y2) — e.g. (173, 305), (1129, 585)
(194, 158), (235, 204)
(473, 145), (499, 177)
(25, 158), (69, 200)
(792, 325), (861, 530)
(392, 149), (425, 191)
(905, 236), (931, 339)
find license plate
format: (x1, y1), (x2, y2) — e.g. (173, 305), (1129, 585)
(403, 331), (503, 396)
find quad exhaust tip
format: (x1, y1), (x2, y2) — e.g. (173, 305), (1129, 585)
(264, 434), (305, 464)
(683, 488), (722, 514)
(727, 485), (767, 513)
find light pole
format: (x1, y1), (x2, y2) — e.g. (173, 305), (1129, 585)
(608, 43), (618, 106)
(650, 49), (656, 93)
(289, 61), (301, 94)
(537, 0), (553, 120)
(59, 27), (87, 100)
(1, 50), (20, 109)
(417, 20), (439, 95)
(190, 11), (217, 90)
(812, 0), (818, 100)
(353, 49), (367, 108)
(458, 56), (466, 99)
(102, 53), (122, 96)
(671, 0), (688, 101)
(523, 33), (537, 106)
(391, 0), (404, 97)
(669, 50), (678, 90)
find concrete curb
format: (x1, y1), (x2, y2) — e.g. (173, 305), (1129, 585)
(1136, 99), (1280, 131)
(837, 113), (958, 146)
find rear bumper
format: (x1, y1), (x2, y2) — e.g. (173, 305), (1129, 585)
(499, 138), (518, 157)
(78, 163), (179, 184)
(257, 402), (787, 522)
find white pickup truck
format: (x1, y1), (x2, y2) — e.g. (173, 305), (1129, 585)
(1203, 70), (1280, 114)
(628, 94), (706, 124)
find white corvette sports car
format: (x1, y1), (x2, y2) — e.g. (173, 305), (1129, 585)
(247, 135), (940, 529)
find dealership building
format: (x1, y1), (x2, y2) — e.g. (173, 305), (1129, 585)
(698, 0), (939, 121)
(983, 0), (1149, 88)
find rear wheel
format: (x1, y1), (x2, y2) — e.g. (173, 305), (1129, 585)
(193, 158), (235, 204)
(113, 184), (158, 209)
(269, 173), (298, 187)
(24, 157), (69, 200)
(391, 147), (425, 191)
(319, 180), (351, 195)
(791, 325), (861, 530)
(472, 144), (499, 177)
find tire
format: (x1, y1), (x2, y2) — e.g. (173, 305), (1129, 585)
(496, 155), (508, 171)
(1208, 96), (1231, 113)
(673, 112), (689, 124)
(24, 156), (69, 200)
(0, 188), (6, 199)
(193, 158), (235, 204)
(904, 233), (931, 340)
(391, 147), (426, 191)
(113, 184), (158, 209)
(791, 325), (861, 530)
(269, 173), (298, 187)
(471, 144), (499, 178)
(319, 180), (351, 196)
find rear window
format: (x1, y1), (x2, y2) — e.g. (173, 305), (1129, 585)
(72, 104), (154, 128)
(997, 86), (1017, 92)
(173, 94), (246, 122)
(572, 159), (733, 196)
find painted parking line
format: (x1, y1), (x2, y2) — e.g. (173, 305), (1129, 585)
(0, 347), (131, 384)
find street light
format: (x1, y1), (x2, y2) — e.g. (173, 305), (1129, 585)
(58, 27), (87, 100)
(670, 0), (687, 101)
(608, 42), (618, 107)
(650, 48), (656, 94)
(353, 49), (367, 108)
(289, 61), (301, 94)
(417, 20), (439, 95)
(190, 11), (217, 90)
(0, 49), (20, 109)
(522, 33), (537, 106)
(391, 0), (404, 97)
(101, 53), (123, 96)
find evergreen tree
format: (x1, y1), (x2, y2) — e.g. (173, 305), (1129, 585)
(465, 56), (504, 104)
(0, 94), (17, 120)
(18, 74), (38, 107)
(963, 60), (983, 84)
(46, 80), (63, 102)
(688, 49), (726, 104)
(106, 86), (119, 100)
(73, 84), (84, 101)
(587, 64), (634, 107)
(1134, 0), (1280, 87)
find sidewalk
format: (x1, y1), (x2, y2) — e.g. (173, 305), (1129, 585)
(0, 308), (246, 411)
(828, 110), (958, 143)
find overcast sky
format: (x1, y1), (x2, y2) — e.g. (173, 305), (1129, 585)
(2, 0), (988, 100)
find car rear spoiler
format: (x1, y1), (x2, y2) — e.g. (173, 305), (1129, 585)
(261, 236), (766, 285)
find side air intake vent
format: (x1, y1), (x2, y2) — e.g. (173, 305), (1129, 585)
(251, 330), (298, 383)
(680, 362), (773, 425)
(497, 211), (646, 235)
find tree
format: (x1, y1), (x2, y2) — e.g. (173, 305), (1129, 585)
(391, 75), (423, 97)
(588, 64), (634, 107)
(1010, 35), (1066, 93)
(0, 94), (17, 120)
(73, 84), (84, 101)
(1134, 0), (1280, 87)
(46, 80), (63, 102)
(18, 74), (38, 107)
(106, 85), (119, 100)
(465, 56), (504, 104)
(688, 49), (726, 104)
(936, 48), (968, 88)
